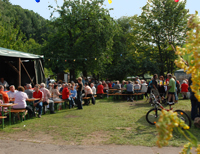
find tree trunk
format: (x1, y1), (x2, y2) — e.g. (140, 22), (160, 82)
(70, 69), (75, 82)
(158, 44), (164, 75)
(83, 70), (87, 78)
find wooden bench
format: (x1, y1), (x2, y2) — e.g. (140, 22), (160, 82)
(10, 109), (27, 123)
(0, 116), (7, 129)
(107, 93), (145, 101)
(82, 95), (97, 105)
(54, 101), (65, 110)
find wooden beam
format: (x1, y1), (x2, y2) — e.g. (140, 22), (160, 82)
(3, 58), (19, 74)
(18, 58), (21, 86)
(19, 59), (35, 86)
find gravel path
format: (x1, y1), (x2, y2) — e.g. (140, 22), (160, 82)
(0, 139), (197, 154)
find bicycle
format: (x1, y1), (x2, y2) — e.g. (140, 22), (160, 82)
(146, 93), (191, 128)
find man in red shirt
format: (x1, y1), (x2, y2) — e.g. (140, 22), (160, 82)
(62, 84), (69, 100)
(33, 85), (44, 118)
(0, 85), (9, 103)
(97, 82), (104, 98)
(62, 84), (70, 108)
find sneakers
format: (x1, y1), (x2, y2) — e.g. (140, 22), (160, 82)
(50, 111), (56, 114)
(38, 114), (41, 118)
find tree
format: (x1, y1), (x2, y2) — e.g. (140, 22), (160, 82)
(44, 0), (120, 81)
(138, 0), (189, 75)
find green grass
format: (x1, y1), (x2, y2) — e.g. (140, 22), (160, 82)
(0, 97), (200, 146)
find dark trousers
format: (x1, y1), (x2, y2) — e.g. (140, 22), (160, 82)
(191, 99), (200, 120)
(84, 94), (92, 105)
(127, 91), (134, 100)
(77, 91), (83, 109)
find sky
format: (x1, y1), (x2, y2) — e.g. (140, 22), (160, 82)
(9, 0), (200, 20)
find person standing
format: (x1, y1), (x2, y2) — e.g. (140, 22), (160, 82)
(167, 74), (176, 103)
(181, 80), (189, 99)
(76, 77), (83, 110)
(189, 77), (200, 120)
(151, 74), (159, 97)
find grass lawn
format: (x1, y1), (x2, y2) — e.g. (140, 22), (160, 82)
(0, 97), (200, 146)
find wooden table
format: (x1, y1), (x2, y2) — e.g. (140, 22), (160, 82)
(0, 103), (18, 128)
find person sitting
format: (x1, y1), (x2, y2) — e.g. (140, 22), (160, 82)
(33, 85), (43, 118)
(59, 83), (65, 93)
(134, 81), (141, 93)
(111, 81), (115, 88)
(135, 76), (141, 85)
(13, 86), (30, 119)
(113, 81), (121, 93)
(62, 84), (70, 108)
(141, 80), (148, 98)
(84, 83), (93, 105)
(90, 83), (96, 95)
(7, 85), (17, 103)
(70, 86), (77, 106)
(107, 81), (112, 88)
(52, 84), (63, 110)
(97, 82), (104, 98)
(0, 85), (9, 103)
(181, 80), (189, 99)
(126, 81), (134, 102)
(25, 84), (34, 98)
(40, 83), (55, 114)
(0, 77), (9, 90)
(102, 81), (109, 93)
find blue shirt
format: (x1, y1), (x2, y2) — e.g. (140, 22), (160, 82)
(112, 83), (115, 88)
(126, 84), (133, 92)
(70, 89), (77, 98)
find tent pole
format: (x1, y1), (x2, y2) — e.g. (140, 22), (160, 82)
(20, 59), (35, 86)
(18, 58), (21, 86)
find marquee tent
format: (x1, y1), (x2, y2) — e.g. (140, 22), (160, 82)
(0, 47), (45, 88)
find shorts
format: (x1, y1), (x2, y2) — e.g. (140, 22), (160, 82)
(168, 92), (175, 95)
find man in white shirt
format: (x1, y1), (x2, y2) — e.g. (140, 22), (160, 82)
(7, 85), (17, 103)
(0, 77), (9, 90)
(90, 83), (96, 95)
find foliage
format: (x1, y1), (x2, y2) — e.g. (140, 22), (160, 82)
(44, 0), (120, 80)
(137, 0), (189, 75)
(156, 110), (200, 154)
(175, 11), (200, 102)
(156, 110), (192, 147)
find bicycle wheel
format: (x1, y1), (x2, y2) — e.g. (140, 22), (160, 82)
(174, 110), (191, 129)
(146, 108), (162, 125)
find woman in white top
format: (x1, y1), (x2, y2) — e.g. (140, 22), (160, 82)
(134, 81), (141, 93)
(13, 86), (29, 120)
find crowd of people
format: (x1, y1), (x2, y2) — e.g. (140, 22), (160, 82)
(0, 74), (199, 121)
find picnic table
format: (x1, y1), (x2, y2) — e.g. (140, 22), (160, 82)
(0, 103), (18, 128)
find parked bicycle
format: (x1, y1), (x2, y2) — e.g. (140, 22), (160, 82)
(146, 93), (191, 128)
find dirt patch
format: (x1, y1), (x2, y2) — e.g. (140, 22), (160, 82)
(81, 131), (110, 145)
(64, 115), (80, 118)
(116, 127), (132, 131)
(4, 131), (55, 144)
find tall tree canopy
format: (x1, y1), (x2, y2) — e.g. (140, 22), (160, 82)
(138, 0), (189, 75)
(44, 0), (120, 81)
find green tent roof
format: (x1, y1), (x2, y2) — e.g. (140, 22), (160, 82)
(0, 47), (43, 59)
